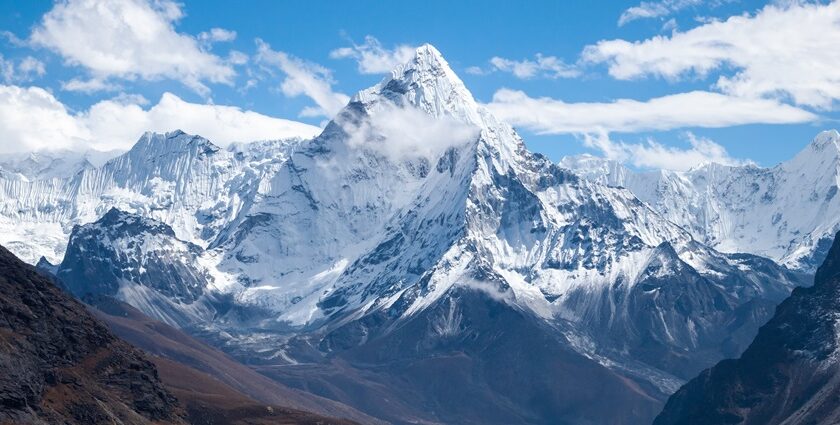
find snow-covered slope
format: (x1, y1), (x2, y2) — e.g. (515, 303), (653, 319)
(0, 133), (306, 264)
(562, 131), (840, 272)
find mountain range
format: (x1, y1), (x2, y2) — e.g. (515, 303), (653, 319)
(561, 131), (840, 273)
(3, 44), (837, 424)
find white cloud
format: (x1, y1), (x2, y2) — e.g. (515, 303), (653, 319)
(227, 50), (248, 66)
(486, 54), (580, 79)
(586, 1), (840, 109)
(582, 130), (748, 171)
(110, 92), (149, 105)
(82, 92), (322, 149)
(330, 36), (416, 74)
(342, 101), (479, 161)
(464, 66), (486, 76)
(0, 85), (91, 153)
(61, 77), (120, 93)
(198, 28), (237, 44)
(0, 30), (26, 47)
(30, 0), (235, 96)
(0, 84), (321, 154)
(618, 0), (703, 26)
(0, 55), (46, 83)
(661, 18), (678, 32)
(17, 57), (46, 78)
(256, 39), (349, 118)
(487, 89), (816, 134)
(0, 60), (12, 83)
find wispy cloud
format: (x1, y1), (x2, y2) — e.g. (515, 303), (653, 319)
(343, 101), (478, 161)
(198, 28), (237, 45)
(61, 77), (120, 93)
(487, 89), (816, 134)
(255, 40), (349, 118)
(0, 55), (45, 83)
(588, 1), (840, 109)
(330, 36), (416, 74)
(581, 130), (749, 171)
(618, 0), (704, 26)
(467, 54), (580, 79)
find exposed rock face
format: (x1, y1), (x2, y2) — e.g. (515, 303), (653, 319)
(57, 207), (218, 327)
(655, 231), (840, 425)
(60, 208), (208, 303)
(0, 244), (184, 424)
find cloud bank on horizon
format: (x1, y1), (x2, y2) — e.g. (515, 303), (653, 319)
(0, 0), (837, 171)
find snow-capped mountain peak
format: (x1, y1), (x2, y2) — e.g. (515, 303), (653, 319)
(354, 44), (483, 127)
(247, 46), (804, 377)
(808, 129), (840, 150)
(783, 129), (840, 173)
(124, 130), (220, 161)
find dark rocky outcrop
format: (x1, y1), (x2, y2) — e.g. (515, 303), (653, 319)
(654, 231), (840, 425)
(0, 244), (185, 424)
(0, 243), (364, 425)
(58, 208), (209, 304)
(56, 208), (218, 328)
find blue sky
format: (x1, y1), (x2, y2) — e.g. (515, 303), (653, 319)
(0, 0), (837, 169)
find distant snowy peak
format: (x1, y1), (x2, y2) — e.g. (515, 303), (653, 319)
(782, 129), (840, 177)
(806, 129), (840, 151)
(107, 131), (224, 177)
(559, 154), (638, 185)
(129, 130), (220, 157)
(562, 129), (840, 271)
(0, 149), (120, 181)
(117, 130), (307, 168)
(227, 137), (306, 163)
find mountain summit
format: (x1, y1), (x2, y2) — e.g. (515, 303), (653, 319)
(355, 44), (483, 124)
